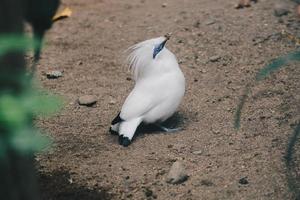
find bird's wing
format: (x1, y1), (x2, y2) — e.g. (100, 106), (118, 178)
(120, 80), (167, 121)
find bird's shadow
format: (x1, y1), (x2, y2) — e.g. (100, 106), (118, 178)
(38, 169), (111, 200)
(135, 112), (185, 136)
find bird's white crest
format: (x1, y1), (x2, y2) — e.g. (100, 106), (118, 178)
(126, 36), (167, 81)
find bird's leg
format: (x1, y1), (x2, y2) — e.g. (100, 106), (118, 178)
(155, 124), (182, 133)
(119, 118), (142, 147)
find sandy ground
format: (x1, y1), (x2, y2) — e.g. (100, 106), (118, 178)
(36, 0), (300, 199)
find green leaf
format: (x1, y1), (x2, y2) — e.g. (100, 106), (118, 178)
(0, 94), (28, 129)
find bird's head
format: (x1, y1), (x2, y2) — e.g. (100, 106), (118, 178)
(126, 33), (173, 80)
(153, 33), (171, 59)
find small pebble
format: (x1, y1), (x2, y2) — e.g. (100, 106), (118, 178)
(274, 3), (290, 17)
(166, 161), (188, 184)
(46, 70), (63, 79)
(109, 99), (117, 105)
(204, 19), (216, 25)
(78, 95), (97, 106)
(200, 179), (214, 186)
(162, 3), (167, 7)
(239, 177), (249, 185)
(192, 150), (203, 155)
(193, 20), (201, 28)
(144, 187), (153, 197)
(209, 55), (221, 62)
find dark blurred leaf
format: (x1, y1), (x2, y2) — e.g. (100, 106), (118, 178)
(234, 86), (250, 129)
(256, 49), (300, 81)
(235, 49), (300, 129)
(0, 34), (39, 56)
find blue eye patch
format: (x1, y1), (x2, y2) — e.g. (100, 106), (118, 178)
(153, 40), (167, 59)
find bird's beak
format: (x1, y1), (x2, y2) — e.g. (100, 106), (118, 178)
(161, 33), (171, 48)
(165, 33), (172, 41)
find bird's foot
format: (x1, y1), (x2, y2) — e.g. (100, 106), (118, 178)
(118, 135), (131, 147)
(109, 127), (118, 135)
(156, 124), (182, 133)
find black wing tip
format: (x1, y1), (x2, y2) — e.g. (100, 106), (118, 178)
(111, 112), (124, 125)
(109, 127), (118, 135)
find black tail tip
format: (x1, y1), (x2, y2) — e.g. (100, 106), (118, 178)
(118, 135), (131, 147)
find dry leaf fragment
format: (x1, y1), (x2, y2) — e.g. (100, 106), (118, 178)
(52, 7), (72, 22)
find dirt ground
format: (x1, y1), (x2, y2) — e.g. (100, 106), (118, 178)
(35, 0), (300, 199)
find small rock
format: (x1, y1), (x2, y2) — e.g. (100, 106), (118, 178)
(162, 3), (167, 7)
(166, 161), (188, 184)
(192, 150), (203, 155)
(109, 99), (116, 105)
(209, 55), (221, 62)
(193, 20), (201, 28)
(46, 70), (63, 79)
(274, 3), (290, 17)
(204, 19), (216, 26)
(78, 95), (97, 106)
(200, 179), (214, 186)
(239, 177), (249, 185)
(144, 187), (153, 197)
(235, 0), (254, 9)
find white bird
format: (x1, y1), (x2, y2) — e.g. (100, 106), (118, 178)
(110, 34), (185, 147)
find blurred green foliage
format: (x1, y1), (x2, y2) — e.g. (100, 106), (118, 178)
(234, 49), (300, 129)
(0, 34), (63, 158)
(0, 34), (39, 57)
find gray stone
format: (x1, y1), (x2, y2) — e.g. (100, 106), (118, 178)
(46, 70), (63, 79)
(192, 150), (203, 155)
(78, 95), (97, 106)
(274, 3), (290, 17)
(209, 55), (221, 62)
(162, 3), (167, 7)
(166, 161), (188, 184)
(204, 19), (216, 25)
